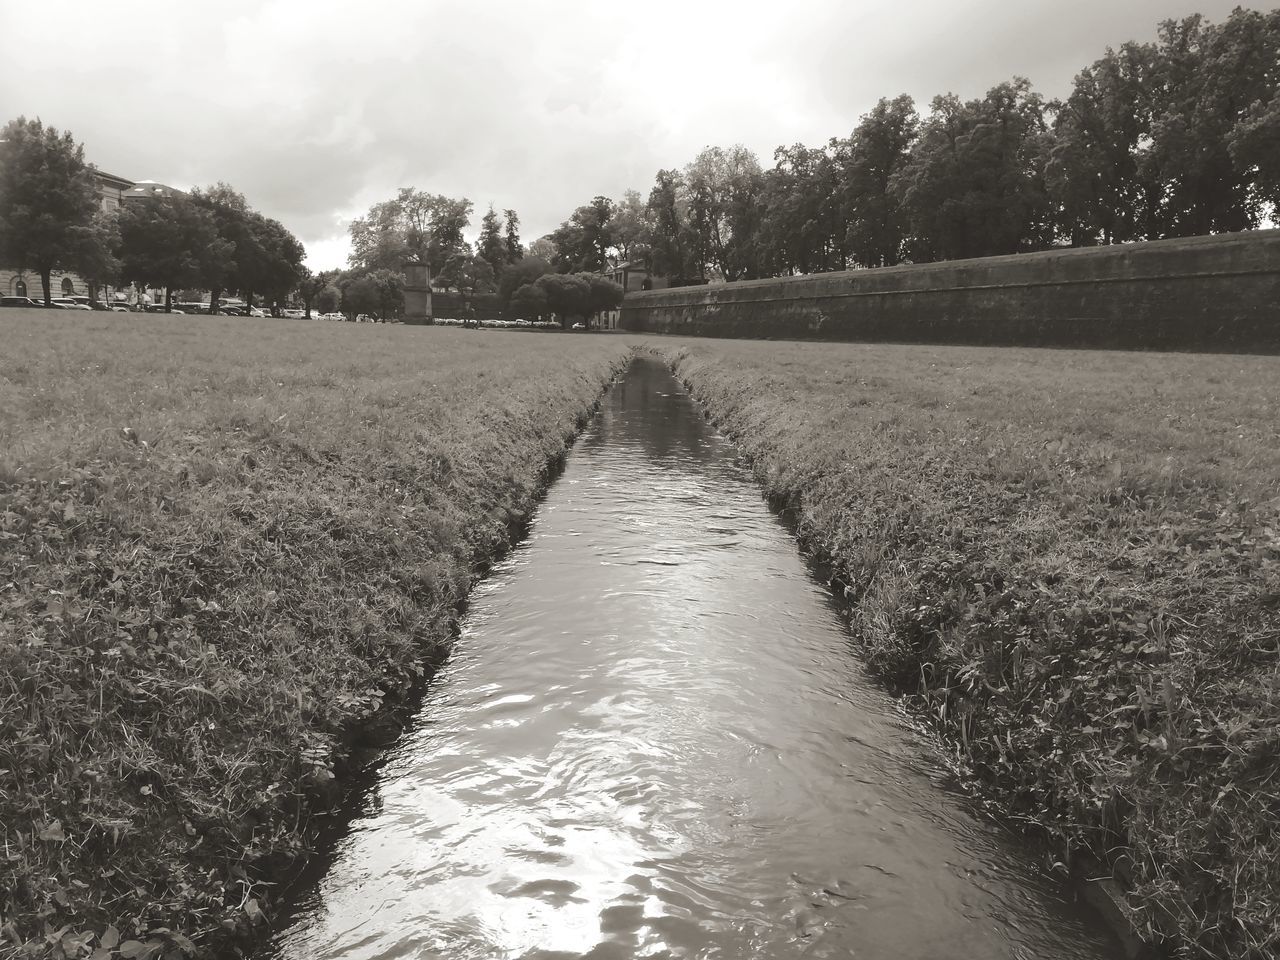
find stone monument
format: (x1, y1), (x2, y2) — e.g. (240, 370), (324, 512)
(402, 261), (433, 324)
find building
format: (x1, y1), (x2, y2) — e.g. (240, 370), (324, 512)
(600, 260), (666, 329)
(1, 169), (168, 304)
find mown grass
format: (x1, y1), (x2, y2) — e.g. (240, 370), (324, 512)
(660, 339), (1280, 960)
(0, 311), (634, 958)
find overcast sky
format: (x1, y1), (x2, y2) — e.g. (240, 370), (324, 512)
(2, 0), (1253, 270)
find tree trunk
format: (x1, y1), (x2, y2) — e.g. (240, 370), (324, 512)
(244, 290), (253, 316)
(165, 288), (173, 313)
(209, 286), (221, 315)
(40, 269), (52, 306)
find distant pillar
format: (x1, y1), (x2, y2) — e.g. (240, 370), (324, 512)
(403, 262), (433, 324)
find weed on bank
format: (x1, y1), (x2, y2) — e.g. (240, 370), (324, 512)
(0, 313), (632, 957)
(664, 339), (1280, 960)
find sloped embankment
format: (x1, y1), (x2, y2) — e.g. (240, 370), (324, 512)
(662, 339), (1280, 960)
(0, 313), (633, 957)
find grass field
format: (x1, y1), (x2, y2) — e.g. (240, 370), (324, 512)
(659, 338), (1280, 959)
(0, 312), (633, 957)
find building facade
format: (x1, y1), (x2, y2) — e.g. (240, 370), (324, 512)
(600, 260), (667, 329)
(1, 169), (162, 303)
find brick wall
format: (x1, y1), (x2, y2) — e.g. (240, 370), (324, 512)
(619, 230), (1280, 352)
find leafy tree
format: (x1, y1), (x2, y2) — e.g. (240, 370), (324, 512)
(477, 205), (508, 276)
(611, 189), (653, 265)
(498, 255), (553, 306)
(684, 145), (766, 280)
(188, 183), (248, 314)
(509, 281), (548, 321)
(364, 268), (405, 320)
(1046, 44), (1162, 245)
(582, 273), (624, 327)
(1146, 10), (1280, 236)
(838, 95), (919, 266)
(546, 219), (586, 272)
(0, 117), (116, 305)
(1230, 92), (1280, 214)
(117, 194), (226, 312)
(316, 283), (342, 314)
(647, 168), (699, 283)
(533, 272), (591, 328)
(436, 252), (495, 326)
(238, 212), (305, 315)
(294, 266), (327, 317)
(548, 196), (617, 272)
(527, 236), (557, 262)
(503, 208), (523, 262)
(892, 79), (1053, 262)
(758, 141), (845, 275)
(341, 275), (380, 319)
(349, 188), (472, 275)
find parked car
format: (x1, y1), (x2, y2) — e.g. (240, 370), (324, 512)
(0, 296), (41, 308)
(52, 298), (92, 310)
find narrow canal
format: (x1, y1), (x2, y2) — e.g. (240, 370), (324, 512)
(268, 356), (1120, 960)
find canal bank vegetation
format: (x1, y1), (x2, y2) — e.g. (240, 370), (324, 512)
(663, 339), (1280, 960)
(0, 312), (633, 957)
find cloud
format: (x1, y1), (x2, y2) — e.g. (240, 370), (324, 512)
(0, 0), (1249, 270)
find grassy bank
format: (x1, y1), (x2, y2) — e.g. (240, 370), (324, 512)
(0, 312), (633, 957)
(659, 339), (1280, 959)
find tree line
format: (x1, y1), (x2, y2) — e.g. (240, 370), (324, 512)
(0, 117), (306, 312)
(338, 188), (623, 326)
(541, 8), (1280, 284)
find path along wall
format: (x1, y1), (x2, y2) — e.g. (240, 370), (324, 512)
(619, 230), (1280, 352)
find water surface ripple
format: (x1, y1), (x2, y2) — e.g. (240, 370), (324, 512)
(271, 357), (1119, 960)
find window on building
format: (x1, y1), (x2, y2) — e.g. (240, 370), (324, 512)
(62, 277), (75, 295)
(14, 278), (27, 297)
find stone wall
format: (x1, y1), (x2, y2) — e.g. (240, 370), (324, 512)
(619, 230), (1280, 352)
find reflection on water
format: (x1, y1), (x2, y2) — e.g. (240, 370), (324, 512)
(268, 357), (1119, 960)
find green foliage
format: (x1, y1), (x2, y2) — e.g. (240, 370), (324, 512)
(1146, 10), (1280, 236)
(348, 188), (472, 276)
(340, 274), (380, 317)
(684, 145), (766, 281)
(434, 252), (495, 301)
(547, 7), (1280, 286)
(547, 196), (616, 273)
(0, 117), (117, 304)
(891, 79), (1053, 261)
(838, 95), (918, 267)
(758, 141), (846, 275)
(502, 208), (523, 263)
(497, 256), (552, 306)
(582, 273), (623, 323)
(533, 272), (591, 327)
(315, 283), (342, 315)
(509, 281), (548, 320)
(117, 195), (229, 310)
(0, 312), (632, 956)
(1045, 44), (1162, 245)
(184, 184), (304, 314)
(476, 205), (508, 277)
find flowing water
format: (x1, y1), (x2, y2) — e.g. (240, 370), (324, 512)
(267, 356), (1120, 960)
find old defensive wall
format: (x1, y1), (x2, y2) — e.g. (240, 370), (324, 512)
(618, 230), (1280, 352)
